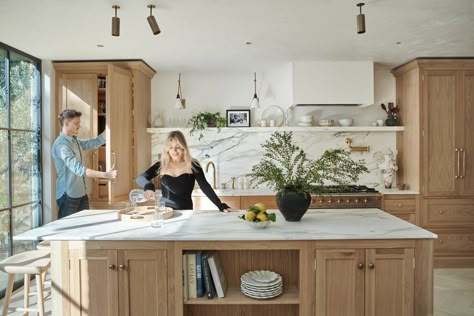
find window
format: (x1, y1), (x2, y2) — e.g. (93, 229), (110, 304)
(0, 43), (42, 297)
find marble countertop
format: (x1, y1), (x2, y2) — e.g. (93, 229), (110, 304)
(15, 208), (436, 241)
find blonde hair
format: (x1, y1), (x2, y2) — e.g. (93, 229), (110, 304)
(160, 130), (194, 175)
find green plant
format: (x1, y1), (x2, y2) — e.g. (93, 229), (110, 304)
(247, 132), (368, 194)
(188, 112), (226, 140)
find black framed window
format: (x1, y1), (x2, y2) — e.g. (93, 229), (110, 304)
(0, 42), (42, 298)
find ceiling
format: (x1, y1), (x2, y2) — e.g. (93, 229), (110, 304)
(1, 0), (473, 72)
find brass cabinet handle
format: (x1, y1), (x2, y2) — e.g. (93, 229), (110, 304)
(108, 264), (116, 270)
(119, 264), (126, 270)
(455, 148), (460, 179)
(368, 263), (375, 270)
(357, 263), (364, 270)
(398, 203), (403, 207)
(461, 148), (465, 179)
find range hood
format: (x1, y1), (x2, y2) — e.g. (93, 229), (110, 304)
(292, 61), (374, 106)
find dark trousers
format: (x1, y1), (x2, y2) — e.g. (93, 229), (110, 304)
(57, 193), (89, 219)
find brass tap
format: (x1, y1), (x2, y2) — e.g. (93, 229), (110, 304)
(231, 177), (236, 189)
(205, 161), (217, 189)
(345, 138), (370, 153)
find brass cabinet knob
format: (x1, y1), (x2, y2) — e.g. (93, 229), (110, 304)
(336, 199), (341, 204)
(119, 264), (126, 270)
(368, 263), (375, 270)
(363, 198), (368, 204)
(439, 210), (445, 214)
(108, 264), (116, 270)
(357, 263), (364, 270)
(354, 198), (359, 203)
(327, 199), (332, 203)
(398, 203), (403, 207)
(346, 199), (351, 203)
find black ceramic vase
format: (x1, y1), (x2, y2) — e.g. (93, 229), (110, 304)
(276, 190), (311, 221)
(385, 115), (399, 126)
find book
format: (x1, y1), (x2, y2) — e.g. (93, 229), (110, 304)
(186, 251), (197, 298)
(201, 252), (215, 299)
(207, 251), (227, 298)
(182, 253), (188, 301)
(195, 251), (204, 298)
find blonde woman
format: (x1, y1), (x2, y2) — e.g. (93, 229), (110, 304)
(135, 130), (233, 212)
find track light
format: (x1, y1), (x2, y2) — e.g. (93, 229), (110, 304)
(251, 72), (260, 109)
(356, 3), (366, 34)
(147, 5), (161, 35)
(174, 73), (185, 109)
(111, 5), (120, 37)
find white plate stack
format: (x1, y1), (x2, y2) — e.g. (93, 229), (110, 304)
(297, 114), (313, 127)
(240, 270), (283, 299)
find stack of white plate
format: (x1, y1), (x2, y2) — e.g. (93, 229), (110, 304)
(240, 270), (283, 299)
(297, 114), (313, 127)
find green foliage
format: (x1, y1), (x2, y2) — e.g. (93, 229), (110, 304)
(188, 112), (226, 140)
(247, 132), (368, 194)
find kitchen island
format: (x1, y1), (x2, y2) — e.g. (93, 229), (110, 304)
(16, 208), (436, 316)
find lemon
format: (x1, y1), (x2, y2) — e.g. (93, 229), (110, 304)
(253, 202), (267, 213)
(245, 211), (257, 221)
(256, 212), (269, 222)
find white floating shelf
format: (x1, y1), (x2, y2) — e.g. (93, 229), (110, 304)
(147, 126), (405, 133)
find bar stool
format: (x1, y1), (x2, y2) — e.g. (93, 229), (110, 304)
(0, 250), (50, 316)
(36, 241), (51, 285)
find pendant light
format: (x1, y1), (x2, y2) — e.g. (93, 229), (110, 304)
(147, 5), (161, 35)
(356, 3), (366, 34)
(174, 73), (185, 109)
(251, 72), (260, 109)
(111, 5), (120, 37)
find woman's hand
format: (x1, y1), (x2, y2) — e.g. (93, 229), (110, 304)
(144, 190), (155, 200)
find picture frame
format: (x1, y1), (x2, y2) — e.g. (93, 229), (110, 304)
(226, 109), (251, 127)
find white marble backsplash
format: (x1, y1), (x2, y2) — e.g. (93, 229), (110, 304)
(149, 128), (398, 190)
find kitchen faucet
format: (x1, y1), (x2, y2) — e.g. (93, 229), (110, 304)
(205, 161), (217, 189)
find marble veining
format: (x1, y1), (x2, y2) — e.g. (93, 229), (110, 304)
(15, 208), (436, 242)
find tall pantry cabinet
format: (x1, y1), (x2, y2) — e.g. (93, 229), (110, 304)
(392, 59), (474, 267)
(53, 61), (156, 210)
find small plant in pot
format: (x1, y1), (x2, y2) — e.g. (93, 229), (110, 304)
(247, 132), (368, 221)
(188, 112), (227, 141)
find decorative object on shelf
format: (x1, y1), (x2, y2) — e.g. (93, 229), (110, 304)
(250, 72), (260, 109)
(147, 5), (161, 35)
(318, 119), (334, 127)
(174, 73), (185, 109)
(378, 153), (398, 188)
(148, 112), (163, 127)
(381, 102), (400, 126)
(356, 3), (366, 34)
(262, 105), (284, 127)
(188, 112), (226, 140)
(226, 109), (251, 127)
(338, 118), (353, 126)
(240, 270), (283, 299)
(345, 137), (370, 153)
(247, 132), (368, 221)
(111, 5), (120, 36)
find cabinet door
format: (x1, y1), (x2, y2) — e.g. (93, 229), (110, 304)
(69, 249), (119, 316)
(106, 64), (133, 204)
(315, 249), (365, 316)
(118, 249), (168, 316)
(422, 71), (459, 196)
(59, 73), (99, 198)
(460, 72), (474, 196)
(365, 248), (414, 316)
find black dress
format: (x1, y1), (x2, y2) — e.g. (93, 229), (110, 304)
(135, 160), (229, 211)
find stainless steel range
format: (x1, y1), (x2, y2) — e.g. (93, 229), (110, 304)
(309, 185), (382, 209)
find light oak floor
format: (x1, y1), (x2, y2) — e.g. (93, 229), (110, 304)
(0, 269), (473, 315)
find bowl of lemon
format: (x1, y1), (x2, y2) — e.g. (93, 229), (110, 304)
(239, 203), (276, 229)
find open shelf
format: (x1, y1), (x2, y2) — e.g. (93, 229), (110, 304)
(148, 126), (404, 134)
(184, 287), (299, 305)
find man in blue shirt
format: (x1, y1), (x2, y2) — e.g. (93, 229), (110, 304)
(52, 109), (118, 219)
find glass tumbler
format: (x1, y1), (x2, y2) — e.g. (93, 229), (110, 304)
(151, 201), (166, 228)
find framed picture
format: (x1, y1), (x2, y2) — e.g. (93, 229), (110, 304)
(226, 109), (251, 127)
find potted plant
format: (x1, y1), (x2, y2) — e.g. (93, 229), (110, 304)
(247, 132), (368, 221)
(188, 112), (227, 140)
(381, 102), (400, 126)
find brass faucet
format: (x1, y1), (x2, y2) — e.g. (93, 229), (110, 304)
(345, 138), (370, 153)
(205, 161), (217, 189)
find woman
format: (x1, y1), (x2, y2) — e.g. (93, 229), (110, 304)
(135, 130), (233, 212)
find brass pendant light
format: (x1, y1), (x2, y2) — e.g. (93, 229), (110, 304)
(174, 73), (185, 109)
(147, 5), (161, 35)
(356, 3), (366, 34)
(111, 5), (120, 37)
(251, 72), (260, 109)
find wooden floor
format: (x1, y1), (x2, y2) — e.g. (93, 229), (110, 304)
(0, 269), (473, 315)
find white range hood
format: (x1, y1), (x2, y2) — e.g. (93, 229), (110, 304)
(292, 61), (374, 106)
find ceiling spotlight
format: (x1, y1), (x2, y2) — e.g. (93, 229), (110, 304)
(250, 72), (260, 109)
(111, 5), (120, 37)
(147, 5), (161, 35)
(356, 3), (366, 34)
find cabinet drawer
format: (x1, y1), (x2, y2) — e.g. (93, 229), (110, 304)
(434, 232), (474, 256)
(384, 199), (416, 213)
(390, 212), (416, 224)
(240, 196), (278, 210)
(423, 199), (474, 227)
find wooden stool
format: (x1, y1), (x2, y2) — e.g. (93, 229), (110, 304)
(0, 250), (50, 316)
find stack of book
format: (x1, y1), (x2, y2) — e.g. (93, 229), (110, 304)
(182, 251), (227, 300)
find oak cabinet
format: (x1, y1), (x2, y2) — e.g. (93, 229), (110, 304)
(315, 247), (414, 316)
(240, 195), (278, 209)
(382, 194), (417, 224)
(54, 61), (155, 210)
(69, 245), (168, 316)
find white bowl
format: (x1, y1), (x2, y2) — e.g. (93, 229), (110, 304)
(338, 119), (353, 126)
(299, 115), (313, 123)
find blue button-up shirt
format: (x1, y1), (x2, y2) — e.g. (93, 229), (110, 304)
(52, 132), (105, 199)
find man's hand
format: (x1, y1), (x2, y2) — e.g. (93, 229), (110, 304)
(104, 169), (118, 179)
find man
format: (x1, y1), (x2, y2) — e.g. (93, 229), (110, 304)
(52, 109), (118, 219)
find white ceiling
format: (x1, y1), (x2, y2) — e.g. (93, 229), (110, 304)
(1, 0), (473, 72)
